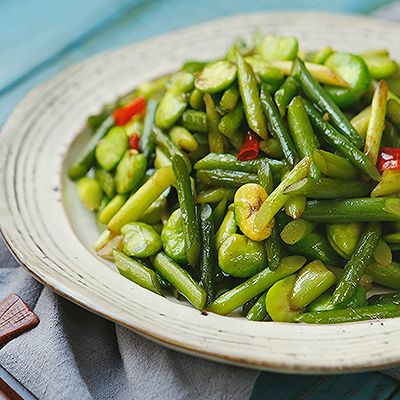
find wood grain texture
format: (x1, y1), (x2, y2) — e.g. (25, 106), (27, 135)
(2, 13), (400, 376)
(0, 294), (39, 345)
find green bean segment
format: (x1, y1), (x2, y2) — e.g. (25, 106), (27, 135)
(153, 253), (207, 310)
(114, 250), (162, 295)
(208, 256), (306, 315)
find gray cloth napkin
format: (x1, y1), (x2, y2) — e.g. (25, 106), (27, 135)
(0, 238), (258, 400)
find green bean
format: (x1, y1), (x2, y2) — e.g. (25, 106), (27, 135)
(290, 260), (336, 310)
(350, 106), (370, 139)
(367, 260), (400, 289)
(236, 53), (267, 139)
(284, 177), (372, 199)
(257, 158), (273, 194)
(292, 58), (364, 148)
(77, 177), (103, 211)
(139, 99), (158, 160)
(303, 100), (381, 181)
(280, 219), (316, 245)
(115, 151), (147, 194)
(196, 188), (235, 204)
(246, 292), (268, 321)
(284, 195), (306, 219)
(302, 198), (400, 223)
(204, 93), (224, 153)
(327, 222), (363, 259)
(330, 222), (381, 307)
(313, 149), (359, 180)
(172, 154), (200, 267)
(108, 165), (176, 233)
(371, 170), (400, 197)
(199, 204), (217, 304)
(196, 169), (259, 188)
(218, 84), (240, 114)
(218, 104), (244, 138)
(68, 116), (114, 180)
(153, 252), (206, 310)
(188, 133), (209, 163)
(195, 60), (237, 93)
(242, 295), (261, 316)
(244, 57), (284, 93)
(254, 156), (311, 231)
(274, 76), (298, 116)
(154, 147), (171, 169)
(260, 85), (298, 166)
(95, 169), (115, 199)
(189, 88), (205, 110)
(308, 286), (367, 312)
(384, 232), (400, 243)
(194, 153), (286, 174)
(364, 80), (388, 164)
(287, 96), (320, 178)
(265, 226), (281, 271)
(273, 61), (349, 88)
(152, 127), (191, 171)
(95, 126), (128, 171)
(169, 126), (198, 152)
(312, 47), (333, 64)
(114, 250), (162, 295)
(287, 231), (341, 266)
(161, 208), (187, 264)
(259, 138), (284, 159)
(98, 194), (128, 225)
(387, 94), (400, 128)
(181, 110), (208, 133)
(156, 271), (174, 290)
(215, 204), (237, 250)
(227, 129), (245, 152)
(208, 255), (306, 315)
(296, 304), (400, 324)
(212, 197), (228, 231)
(121, 222), (162, 257)
(140, 192), (168, 225)
(369, 291), (400, 306)
(382, 120), (400, 147)
(155, 72), (193, 129)
(373, 239), (392, 267)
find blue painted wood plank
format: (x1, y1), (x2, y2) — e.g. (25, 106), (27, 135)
(0, 0), (146, 93)
(250, 371), (398, 400)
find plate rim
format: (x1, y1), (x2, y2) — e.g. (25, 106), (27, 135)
(2, 11), (400, 374)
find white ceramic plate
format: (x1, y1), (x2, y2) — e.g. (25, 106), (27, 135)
(2, 12), (400, 373)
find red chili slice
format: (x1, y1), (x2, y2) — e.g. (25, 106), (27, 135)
(113, 96), (146, 126)
(238, 131), (260, 161)
(129, 133), (140, 151)
(377, 147), (400, 172)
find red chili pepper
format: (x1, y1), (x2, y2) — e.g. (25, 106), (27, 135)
(113, 96), (146, 126)
(377, 147), (400, 172)
(237, 131), (260, 161)
(129, 133), (140, 151)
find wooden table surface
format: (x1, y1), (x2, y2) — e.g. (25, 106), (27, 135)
(1, 0), (400, 399)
